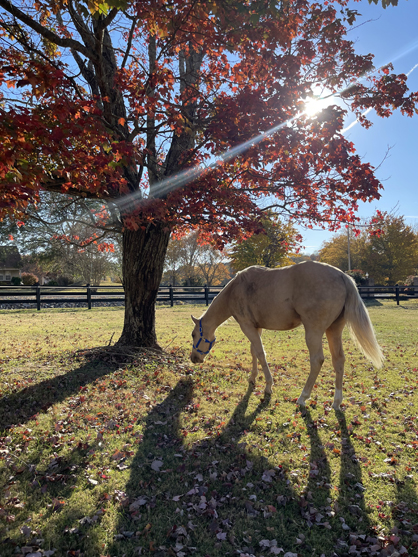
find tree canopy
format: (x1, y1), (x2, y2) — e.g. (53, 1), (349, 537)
(1, 0), (417, 346)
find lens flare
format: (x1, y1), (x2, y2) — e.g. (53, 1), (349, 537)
(115, 114), (301, 213)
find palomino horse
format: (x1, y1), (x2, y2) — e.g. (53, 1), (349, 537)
(190, 261), (384, 410)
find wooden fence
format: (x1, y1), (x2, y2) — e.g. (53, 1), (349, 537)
(0, 284), (223, 310)
(0, 284), (416, 311)
(357, 285), (418, 305)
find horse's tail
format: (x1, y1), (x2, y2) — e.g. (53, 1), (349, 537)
(343, 274), (384, 368)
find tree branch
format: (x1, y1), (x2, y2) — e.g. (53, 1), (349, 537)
(0, 0), (97, 60)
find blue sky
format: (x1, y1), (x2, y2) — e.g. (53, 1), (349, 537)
(300, 0), (418, 253)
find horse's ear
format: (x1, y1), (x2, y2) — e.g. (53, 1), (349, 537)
(191, 315), (199, 325)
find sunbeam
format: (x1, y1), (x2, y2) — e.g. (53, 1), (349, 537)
(115, 114), (301, 213)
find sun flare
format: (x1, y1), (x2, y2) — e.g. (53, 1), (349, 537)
(303, 89), (338, 118)
(303, 98), (323, 117)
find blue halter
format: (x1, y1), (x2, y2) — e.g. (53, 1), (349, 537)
(193, 319), (216, 355)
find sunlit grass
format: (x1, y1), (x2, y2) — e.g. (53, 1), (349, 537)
(0, 300), (417, 556)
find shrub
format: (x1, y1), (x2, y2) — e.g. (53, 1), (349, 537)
(56, 276), (71, 286)
(11, 276), (21, 286)
(47, 280), (58, 286)
(21, 272), (38, 286)
(346, 269), (368, 286)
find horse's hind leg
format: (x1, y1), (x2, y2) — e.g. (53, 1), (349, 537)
(325, 317), (346, 410)
(249, 328), (262, 384)
(297, 329), (325, 407)
(240, 324), (273, 394)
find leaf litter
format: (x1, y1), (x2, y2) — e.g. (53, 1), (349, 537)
(0, 303), (418, 556)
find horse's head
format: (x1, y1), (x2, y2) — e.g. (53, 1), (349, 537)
(190, 315), (216, 363)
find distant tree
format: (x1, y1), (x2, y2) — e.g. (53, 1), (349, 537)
(0, 244), (21, 268)
(364, 213), (418, 285)
(229, 214), (301, 272)
(319, 212), (418, 284)
(0, 192), (119, 284)
(290, 253), (319, 264)
(195, 246), (232, 286)
(163, 232), (231, 286)
(163, 239), (184, 287)
(175, 232), (201, 287)
(319, 230), (367, 271)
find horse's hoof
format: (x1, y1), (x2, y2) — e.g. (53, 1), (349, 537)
(264, 387), (272, 395)
(296, 397), (306, 407)
(332, 403), (342, 411)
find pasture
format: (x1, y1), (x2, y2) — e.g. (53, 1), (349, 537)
(0, 301), (418, 557)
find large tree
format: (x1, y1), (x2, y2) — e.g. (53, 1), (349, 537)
(1, 0), (417, 348)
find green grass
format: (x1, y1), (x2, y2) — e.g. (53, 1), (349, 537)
(0, 301), (418, 557)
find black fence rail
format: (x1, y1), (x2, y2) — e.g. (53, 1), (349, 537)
(0, 284), (224, 311)
(0, 284), (417, 311)
(358, 285), (418, 305)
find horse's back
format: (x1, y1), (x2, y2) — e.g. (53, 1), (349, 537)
(229, 262), (348, 331)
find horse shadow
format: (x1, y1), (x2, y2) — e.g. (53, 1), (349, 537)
(103, 386), (376, 557)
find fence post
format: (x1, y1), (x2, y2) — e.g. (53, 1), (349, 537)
(169, 284), (174, 307)
(87, 284), (92, 310)
(396, 285), (400, 305)
(205, 284), (209, 306)
(36, 285), (41, 311)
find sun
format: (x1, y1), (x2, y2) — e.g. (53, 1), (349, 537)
(302, 88), (338, 118)
(303, 98), (330, 118)
(303, 98), (323, 117)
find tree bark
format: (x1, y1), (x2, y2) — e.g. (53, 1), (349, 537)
(117, 222), (170, 348)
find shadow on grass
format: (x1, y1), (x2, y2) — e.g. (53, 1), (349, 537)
(363, 299), (384, 308)
(103, 388), (378, 557)
(393, 463), (418, 552)
(335, 412), (372, 553)
(0, 375), (391, 557)
(0, 357), (119, 431)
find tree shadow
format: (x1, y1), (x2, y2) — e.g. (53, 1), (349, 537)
(0, 356), (119, 431)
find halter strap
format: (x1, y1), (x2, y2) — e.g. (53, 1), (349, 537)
(193, 319), (216, 355)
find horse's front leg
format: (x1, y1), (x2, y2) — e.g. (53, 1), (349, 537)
(241, 325), (273, 394)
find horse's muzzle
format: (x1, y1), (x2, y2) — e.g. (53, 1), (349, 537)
(190, 352), (204, 364)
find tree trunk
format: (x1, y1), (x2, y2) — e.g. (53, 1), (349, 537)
(117, 223), (170, 348)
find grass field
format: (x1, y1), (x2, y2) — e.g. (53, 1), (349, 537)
(1, 301), (418, 557)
